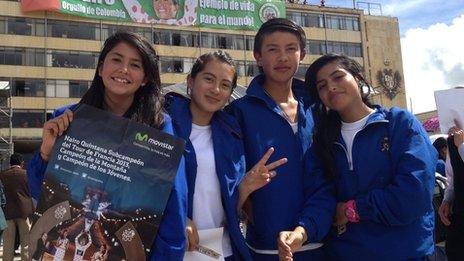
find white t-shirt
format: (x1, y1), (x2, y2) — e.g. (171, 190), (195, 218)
(190, 123), (232, 257)
(341, 111), (374, 169)
(289, 121), (298, 134)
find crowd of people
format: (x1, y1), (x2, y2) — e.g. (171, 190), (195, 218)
(0, 18), (463, 261)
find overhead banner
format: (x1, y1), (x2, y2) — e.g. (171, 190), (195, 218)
(20, 0), (285, 30)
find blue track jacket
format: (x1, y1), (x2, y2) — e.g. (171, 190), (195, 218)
(226, 75), (335, 258)
(323, 106), (437, 260)
(165, 93), (252, 261)
(27, 104), (188, 261)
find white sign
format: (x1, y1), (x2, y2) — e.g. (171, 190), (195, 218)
(434, 88), (464, 134)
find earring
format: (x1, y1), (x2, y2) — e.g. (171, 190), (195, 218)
(186, 86), (191, 96)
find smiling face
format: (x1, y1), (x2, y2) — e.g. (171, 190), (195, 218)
(98, 41), (146, 102)
(153, 0), (179, 20)
(188, 59), (235, 122)
(254, 31), (305, 86)
(315, 62), (363, 114)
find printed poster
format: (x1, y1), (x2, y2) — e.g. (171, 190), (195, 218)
(29, 104), (185, 261)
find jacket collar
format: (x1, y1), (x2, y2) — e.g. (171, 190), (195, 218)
(166, 93), (193, 141)
(335, 105), (389, 146)
(166, 92), (241, 139)
(246, 74), (312, 114)
(365, 105), (389, 126)
(246, 74), (310, 102)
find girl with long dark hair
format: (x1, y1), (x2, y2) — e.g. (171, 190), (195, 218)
(27, 31), (187, 260)
(305, 54), (437, 260)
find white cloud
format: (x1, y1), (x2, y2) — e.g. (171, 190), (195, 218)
(401, 14), (464, 113)
(383, 0), (432, 16)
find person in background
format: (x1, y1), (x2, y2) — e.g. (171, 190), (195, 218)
(433, 136), (447, 176)
(0, 153), (34, 261)
(0, 180), (7, 240)
(438, 125), (464, 261)
(305, 53), (436, 260)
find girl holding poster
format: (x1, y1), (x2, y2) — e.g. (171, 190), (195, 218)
(27, 31), (188, 260)
(165, 50), (287, 261)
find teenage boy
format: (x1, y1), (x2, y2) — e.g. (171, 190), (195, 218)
(227, 18), (335, 260)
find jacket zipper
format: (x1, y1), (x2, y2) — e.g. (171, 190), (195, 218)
(334, 119), (389, 171)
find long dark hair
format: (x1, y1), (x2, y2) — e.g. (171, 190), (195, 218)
(80, 31), (164, 128)
(305, 54), (372, 180)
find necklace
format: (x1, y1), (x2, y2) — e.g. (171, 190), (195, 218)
(263, 88), (298, 124)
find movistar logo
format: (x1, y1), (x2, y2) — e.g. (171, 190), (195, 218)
(135, 132), (148, 142)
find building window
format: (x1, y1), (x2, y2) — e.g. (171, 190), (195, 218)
(154, 30), (172, 45)
(286, 12), (358, 31)
(69, 81), (90, 98)
(245, 62), (259, 77)
(307, 41), (362, 57)
(7, 17), (32, 35)
(2, 17), (45, 36)
(308, 40), (326, 55)
(245, 35), (254, 51)
(3, 78), (91, 98)
(105, 25), (152, 42)
(0, 17), (5, 34)
(47, 19), (100, 41)
(0, 47), (45, 66)
(201, 32), (218, 48)
(155, 30), (200, 47)
(45, 79), (91, 98)
(10, 78), (46, 97)
(287, 12), (303, 26)
(325, 15), (360, 31)
(1, 47), (21, 65)
(295, 64), (309, 80)
(13, 110), (45, 128)
(326, 15), (341, 30)
(304, 13), (324, 28)
(159, 57), (195, 73)
(48, 50), (98, 69)
(236, 61), (245, 77)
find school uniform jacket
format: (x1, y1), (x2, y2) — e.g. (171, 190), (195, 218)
(226, 75), (336, 253)
(27, 103), (188, 261)
(321, 106), (437, 260)
(166, 93), (252, 261)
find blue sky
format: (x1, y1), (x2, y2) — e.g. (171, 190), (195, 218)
(303, 0), (464, 114)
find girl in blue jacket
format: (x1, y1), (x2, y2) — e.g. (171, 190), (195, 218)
(166, 51), (286, 261)
(27, 31), (188, 260)
(305, 54), (437, 260)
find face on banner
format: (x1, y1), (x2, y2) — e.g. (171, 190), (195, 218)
(153, 0), (179, 20)
(124, 0), (195, 25)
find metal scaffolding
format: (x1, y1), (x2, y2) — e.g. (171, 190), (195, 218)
(0, 79), (14, 170)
